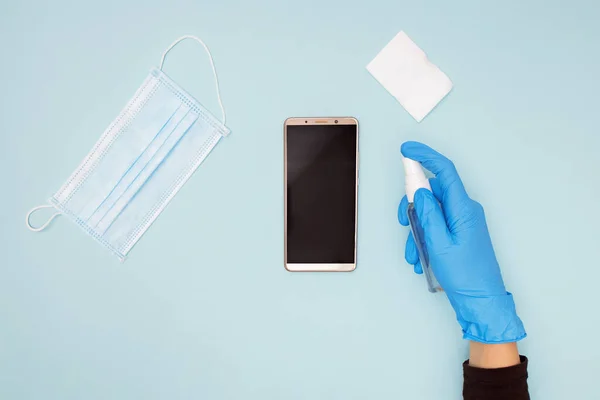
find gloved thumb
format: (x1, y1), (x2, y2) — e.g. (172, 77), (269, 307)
(414, 188), (452, 251)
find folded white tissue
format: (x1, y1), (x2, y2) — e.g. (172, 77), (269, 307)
(367, 31), (453, 122)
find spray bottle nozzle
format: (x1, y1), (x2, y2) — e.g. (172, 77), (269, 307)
(402, 156), (431, 203)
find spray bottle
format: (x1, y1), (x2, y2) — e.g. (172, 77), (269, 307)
(402, 157), (442, 293)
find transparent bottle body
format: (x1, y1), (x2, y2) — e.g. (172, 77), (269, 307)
(407, 203), (442, 293)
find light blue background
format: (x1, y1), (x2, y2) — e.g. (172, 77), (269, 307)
(1, 0), (599, 398)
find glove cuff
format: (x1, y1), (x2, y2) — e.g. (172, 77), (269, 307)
(448, 292), (527, 344)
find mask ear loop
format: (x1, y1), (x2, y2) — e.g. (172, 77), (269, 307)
(159, 35), (227, 126)
(26, 205), (61, 232)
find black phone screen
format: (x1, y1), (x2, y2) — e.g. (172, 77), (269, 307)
(286, 123), (357, 264)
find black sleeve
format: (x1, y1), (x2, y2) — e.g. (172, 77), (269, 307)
(463, 356), (529, 400)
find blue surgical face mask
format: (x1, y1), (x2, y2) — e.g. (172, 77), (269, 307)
(26, 35), (230, 261)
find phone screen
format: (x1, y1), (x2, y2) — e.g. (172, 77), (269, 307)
(286, 123), (357, 264)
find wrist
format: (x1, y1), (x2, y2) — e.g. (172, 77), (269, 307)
(468, 341), (521, 369)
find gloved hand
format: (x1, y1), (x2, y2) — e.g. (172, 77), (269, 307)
(398, 141), (526, 344)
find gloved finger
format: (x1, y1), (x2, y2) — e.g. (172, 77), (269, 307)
(429, 178), (443, 202)
(414, 259), (423, 275)
(398, 195), (409, 226)
(401, 142), (470, 207)
(414, 188), (452, 250)
(405, 231), (419, 265)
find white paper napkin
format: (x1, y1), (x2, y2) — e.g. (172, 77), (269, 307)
(367, 31), (453, 122)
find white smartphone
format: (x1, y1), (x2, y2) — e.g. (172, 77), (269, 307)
(284, 117), (359, 272)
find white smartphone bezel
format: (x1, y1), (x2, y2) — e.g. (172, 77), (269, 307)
(284, 117), (359, 272)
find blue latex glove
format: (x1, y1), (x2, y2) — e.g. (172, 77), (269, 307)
(398, 141), (526, 344)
